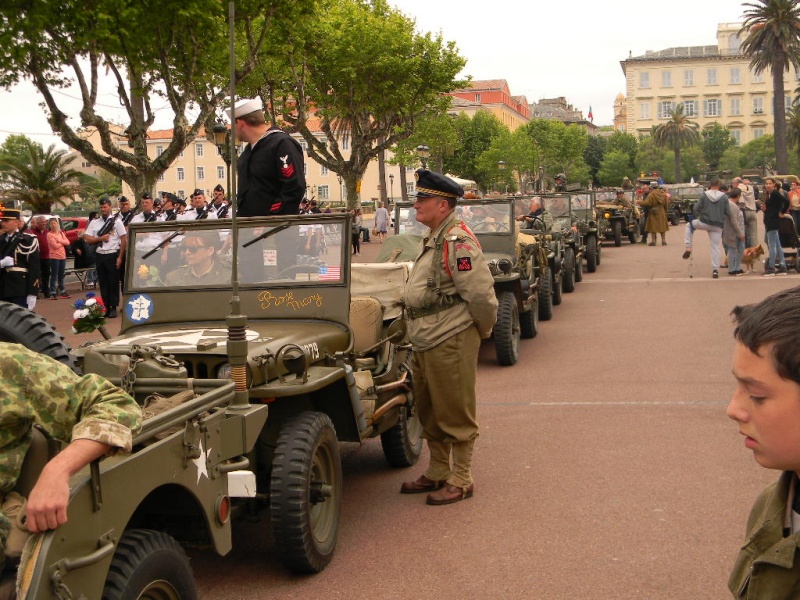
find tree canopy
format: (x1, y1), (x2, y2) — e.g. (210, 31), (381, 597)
(652, 105), (699, 183)
(701, 123), (737, 169)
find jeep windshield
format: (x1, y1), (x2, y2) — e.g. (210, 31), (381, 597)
(127, 216), (346, 292)
(394, 200), (514, 235)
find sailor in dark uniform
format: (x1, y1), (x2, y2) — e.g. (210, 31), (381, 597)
(0, 208), (41, 309)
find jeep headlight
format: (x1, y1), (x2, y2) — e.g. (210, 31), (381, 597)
(497, 258), (512, 274)
(603, 211), (612, 219)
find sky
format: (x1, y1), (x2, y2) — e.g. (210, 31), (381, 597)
(0, 0), (748, 149)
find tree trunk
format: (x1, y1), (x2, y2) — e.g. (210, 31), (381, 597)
(773, 54), (789, 174)
(399, 167), (408, 202)
(377, 145), (387, 205)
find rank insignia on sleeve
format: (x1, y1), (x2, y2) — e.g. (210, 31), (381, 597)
(455, 243), (473, 252)
(457, 257), (472, 271)
(279, 154), (295, 178)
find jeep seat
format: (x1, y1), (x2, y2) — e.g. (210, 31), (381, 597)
(14, 428), (54, 498)
(350, 296), (384, 370)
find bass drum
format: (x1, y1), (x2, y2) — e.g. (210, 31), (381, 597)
(0, 301), (77, 371)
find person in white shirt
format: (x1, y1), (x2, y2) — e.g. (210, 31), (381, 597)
(83, 197), (127, 318)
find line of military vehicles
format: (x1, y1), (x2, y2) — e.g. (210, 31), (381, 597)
(0, 188), (692, 599)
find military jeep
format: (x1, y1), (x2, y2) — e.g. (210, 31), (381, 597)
(595, 190), (640, 246)
(5, 213), (422, 599)
(391, 199), (544, 366)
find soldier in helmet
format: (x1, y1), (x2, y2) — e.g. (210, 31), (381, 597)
(0, 208), (40, 310)
(401, 170), (497, 506)
(553, 173), (567, 193)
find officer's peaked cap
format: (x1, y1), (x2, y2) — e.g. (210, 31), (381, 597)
(411, 169), (464, 200)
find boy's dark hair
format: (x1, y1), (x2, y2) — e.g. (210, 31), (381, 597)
(732, 286), (800, 384)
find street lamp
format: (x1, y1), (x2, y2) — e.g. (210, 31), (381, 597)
(416, 144), (430, 169)
(389, 173), (394, 204)
(337, 175), (343, 204)
(497, 160), (506, 194)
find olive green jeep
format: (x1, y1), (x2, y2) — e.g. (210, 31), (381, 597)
(2, 213), (421, 599)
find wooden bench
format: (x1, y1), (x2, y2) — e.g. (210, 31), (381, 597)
(65, 268), (96, 290)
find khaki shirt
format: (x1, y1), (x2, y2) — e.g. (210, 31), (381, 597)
(404, 212), (497, 352)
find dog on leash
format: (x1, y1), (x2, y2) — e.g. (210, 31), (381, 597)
(741, 244), (765, 273)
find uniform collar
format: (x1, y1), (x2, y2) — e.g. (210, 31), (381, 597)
(423, 211), (457, 248)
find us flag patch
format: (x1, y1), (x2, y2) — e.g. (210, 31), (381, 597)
(457, 257), (472, 271)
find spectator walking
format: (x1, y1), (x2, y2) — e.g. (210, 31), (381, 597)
(682, 177), (740, 279)
(350, 209), (361, 255)
(638, 183), (669, 246)
(29, 215), (50, 298)
(46, 217), (70, 299)
(722, 187), (746, 276)
(374, 202), (390, 243)
(760, 177), (790, 276)
(734, 177), (759, 249)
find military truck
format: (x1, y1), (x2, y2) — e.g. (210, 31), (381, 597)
(3, 213), (422, 598)
(537, 193), (593, 292)
(391, 199), (545, 366)
(595, 190), (640, 246)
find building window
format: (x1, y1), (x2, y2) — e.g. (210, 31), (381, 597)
(707, 68), (717, 85)
(657, 101), (675, 119)
(639, 72), (650, 89)
(158, 173), (165, 182)
(684, 70), (694, 86)
(786, 95), (793, 112)
(217, 166), (225, 179)
(730, 97), (741, 116)
(303, 164), (307, 176)
(730, 67), (741, 84)
(662, 71), (672, 87)
(177, 167), (185, 181)
(753, 97), (764, 114)
(753, 128), (765, 139)
(731, 130), (741, 145)
(682, 100), (698, 117)
(298, 139), (308, 152)
(321, 165), (329, 176)
(196, 143), (204, 157)
(156, 145), (164, 157)
(474, 94), (481, 103)
(406, 183), (415, 195)
(318, 185), (330, 200)
(638, 102), (650, 119)
(341, 133), (349, 150)
(197, 166), (204, 181)
(703, 98), (721, 117)
(178, 190), (185, 199)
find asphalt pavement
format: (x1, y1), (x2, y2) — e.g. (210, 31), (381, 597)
(32, 223), (800, 600)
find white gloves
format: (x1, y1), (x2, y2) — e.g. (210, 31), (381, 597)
(26, 295), (37, 311)
(0, 256), (14, 268)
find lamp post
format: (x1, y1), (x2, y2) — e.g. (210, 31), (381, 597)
(212, 119), (233, 201)
(389, 173), (394, 204)
(337, 175), (343, 204)
(538, 166), (545, 193)
(416, 144), (430, 169)
(498, 160), (506, 195)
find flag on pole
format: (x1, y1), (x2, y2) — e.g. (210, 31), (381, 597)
(588, 106), (594, 123)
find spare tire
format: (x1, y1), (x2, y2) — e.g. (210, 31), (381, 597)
(0, 301), (76, 371)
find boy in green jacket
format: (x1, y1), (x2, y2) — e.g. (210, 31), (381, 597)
(727, 285), (800, 598)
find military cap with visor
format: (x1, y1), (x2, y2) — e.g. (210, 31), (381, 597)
(411, 169), (464, 200)
(0, 208), (22, 220)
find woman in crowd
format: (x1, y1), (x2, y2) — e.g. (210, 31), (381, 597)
(46, 217), (70, 299)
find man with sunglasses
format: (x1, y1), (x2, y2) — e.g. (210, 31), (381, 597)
(164, 231), (227, 286)
(400, 170), (497, 506)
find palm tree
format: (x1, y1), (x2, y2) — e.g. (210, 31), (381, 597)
(740, 0), (800, 174)
(0, 142), (85, 213)
(653, 104), (700, 183)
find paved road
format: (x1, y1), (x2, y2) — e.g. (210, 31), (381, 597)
(37, 224), (799, 599)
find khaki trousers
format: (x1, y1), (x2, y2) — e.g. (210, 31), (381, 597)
(412, 325), (480, 487)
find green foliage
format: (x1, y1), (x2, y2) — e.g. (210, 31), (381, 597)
(443, 112), (506, 192)
(392, 109), (459, 174)
(0, 143), (86, 213)
(583, 135), (607, 184)
(701, 123), (737, 169)
(739, 134), (777, 170)
(740, 0), (800, 173)
(653, 105), (700, 183)
(597, 150), (633, 186)
(635, 136), (672, 180)
(606, 131), (639, 169)
(519, 119), (589, 184)
(719, 146), (744, 173)
(248, 0), (466, 207)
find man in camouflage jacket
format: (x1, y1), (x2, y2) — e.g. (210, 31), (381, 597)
(0, 343), (141, 572)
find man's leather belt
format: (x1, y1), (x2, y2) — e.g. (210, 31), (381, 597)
(406, 295), (464, 320)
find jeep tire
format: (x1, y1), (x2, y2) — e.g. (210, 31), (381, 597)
(381, 404), (423, 468)
(613, 220), (622, 246)
(494, 290), (520, 366)
(537, 269), (553, 321)
(0, 301), (76, 371)
(585, 236), (598, 273)
(551, 269), (563, 306)
(270, 411), (342, 574)
(562, 248), (576, 293)
(102, 529), (196, 600)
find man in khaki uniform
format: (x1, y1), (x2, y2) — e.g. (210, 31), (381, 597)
(401, 170), (498, 505)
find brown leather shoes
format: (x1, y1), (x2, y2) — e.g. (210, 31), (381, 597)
(400, 475), (444, 494)
(426, 483), (474, 505)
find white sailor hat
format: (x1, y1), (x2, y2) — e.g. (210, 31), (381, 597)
(226, 98), (263, 121)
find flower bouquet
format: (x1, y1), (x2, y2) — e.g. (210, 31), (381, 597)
(137, 264), (162, 286)
(71, 293), (110, 338)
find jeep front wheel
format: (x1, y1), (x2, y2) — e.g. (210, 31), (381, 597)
(0, 301), (76, 370)
(613, 221), (622, 246)
(270, 411), (341, 574)
(537, 269), (553, 321)
(381, 404), (423, 468)
(102, 529), (196, 600)
(494, 291), (520, 366)
(562, 248), (576, 293)
(586, 236), (598, 272)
